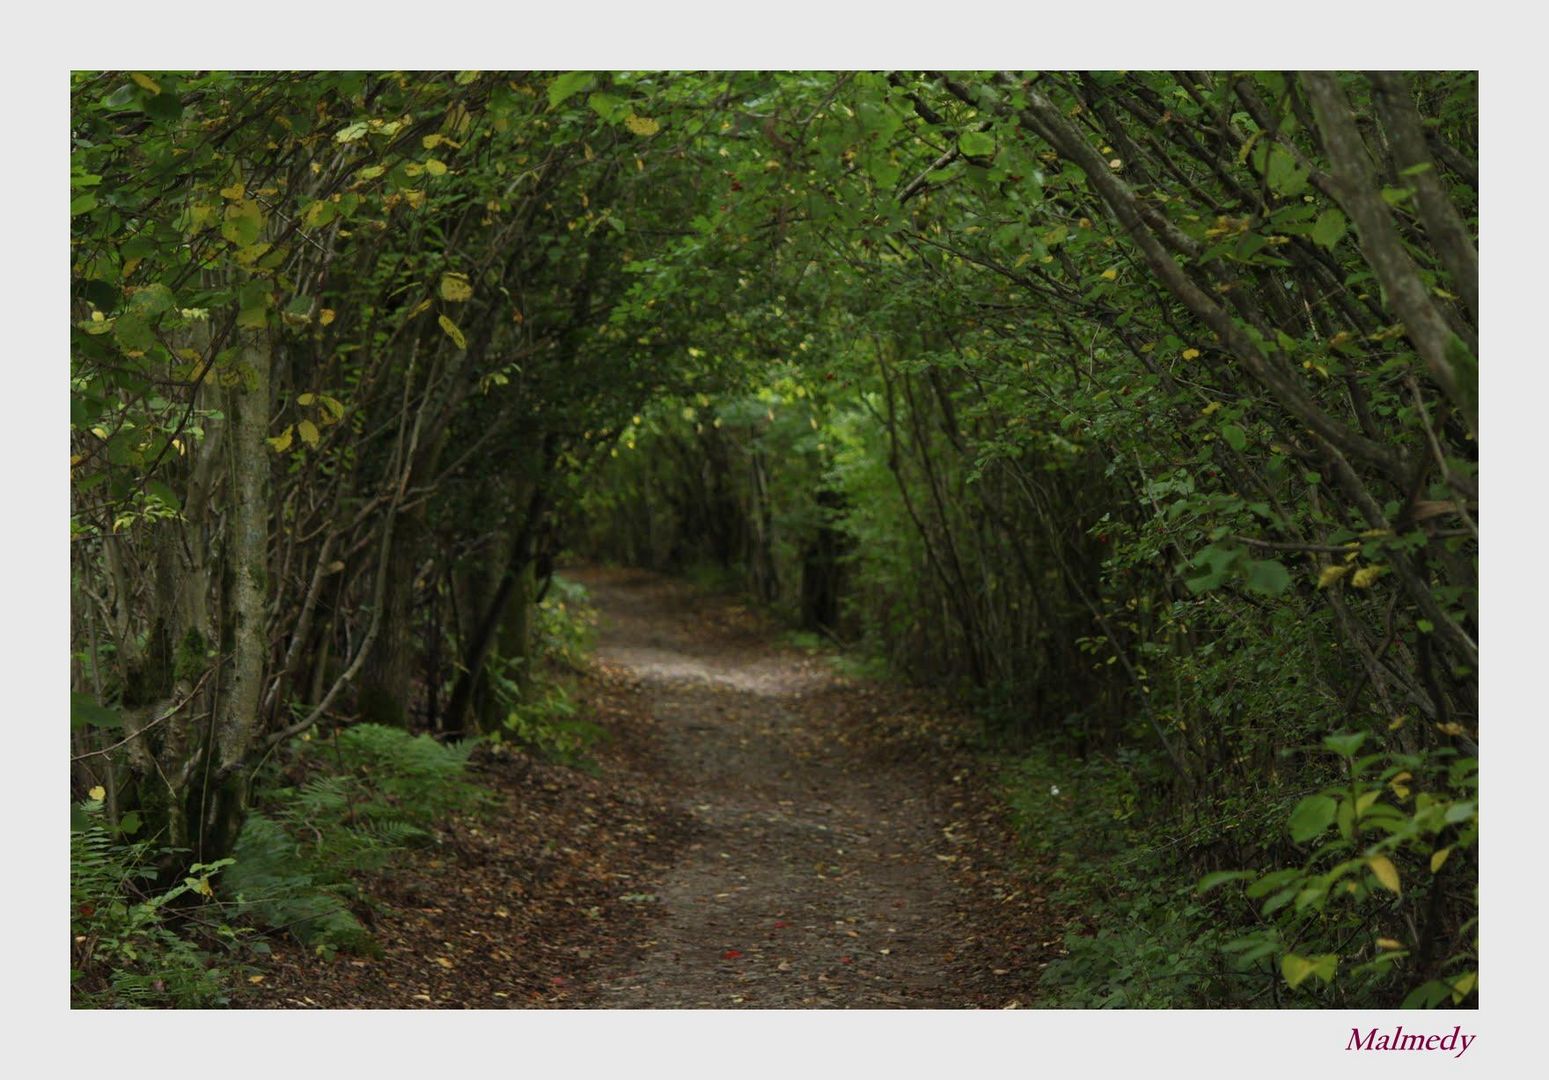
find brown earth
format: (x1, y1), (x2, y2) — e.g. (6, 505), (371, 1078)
(241, 567), (1058, 1009)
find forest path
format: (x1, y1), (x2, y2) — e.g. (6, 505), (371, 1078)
(242, 567), (1049, 1009)
(570, 567), (988, 1008)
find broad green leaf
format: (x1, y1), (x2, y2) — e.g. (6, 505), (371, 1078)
(1288, 795), (1337, 843)
(548, 72), (595, 109)
(958, 130), (995, 159)
(71, 692), (122, 731)
(1244, 558), (1291, 596)
(237, 282), (270, 330)
(1311, 208), (1347, 249)
(221, 199), (264, 246)
(145, 479), (181, 510)
(1323, 732), (1367, 757)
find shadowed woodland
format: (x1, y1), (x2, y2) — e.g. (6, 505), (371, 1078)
(70, 70), (1477, 1009)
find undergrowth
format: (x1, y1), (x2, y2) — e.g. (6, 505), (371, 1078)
(225, 724), (489, 955)
(70, 798), (243, 1007)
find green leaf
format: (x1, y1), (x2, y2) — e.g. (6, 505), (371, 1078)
(145, 479), (181, 510)
(1288, 795), (1337, 843)
(112, 313), (155, 353)
(1197, 870), (1253, 893)
(1220, 422), (1247, 451)
(71, 692), (122, 730)
(1311, 208), (1347, 249)
(587, 92), (628, 123)
(548, 72), (596, 109)
(1281, 952), (1337, 989)
(237, 282), (270, 330)
(1401, 979), (1453, 1009)
(958, 130), (996, 159)
(1244, 558), (1291, 596)
(1323, 732), (1367, 758)
(221, 200), (264, 247)
(128, 283), (175, 317)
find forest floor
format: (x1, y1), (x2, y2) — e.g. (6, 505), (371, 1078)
(241, 567), (1060, 1008)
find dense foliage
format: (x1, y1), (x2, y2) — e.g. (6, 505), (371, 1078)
(71, 70), (1477, 1007)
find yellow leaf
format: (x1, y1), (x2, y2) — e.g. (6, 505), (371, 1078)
(319, 395), (346, 422)
(1388, 771), (1411, 799)
(248, 974), (265, 984)
(1317, 564), (1350, 589)
(407, 298), (433, 319)
(297, 393), (317, 406)
(439, 272), (473, 302)
(438, 314), (467, 349)
(422, 133), (444, 150)
(131, 73), (162, 95)
(425, 159), (448, 176)
(1431, 846), (1452, 873)
(1201, 401), (1222, 416)
(298, 419), (320, 448)
(435, 957), (455, 969)
(220, 181), (246, 201)
(88, 785), (106, 801)
(1367, 855), (1401, 894)
(624, 114), (661, 137)
(1388, 714), (1408, 731)
(1182, 348), (1201, 360)
(319, 308), (336, 326)
(1350, 565), (1385, 588)
(233, 242), (272, 266)
(267, 426), (294, 453)
(1376, 938), (1403, 950)
(1100, 268), (1118, 281)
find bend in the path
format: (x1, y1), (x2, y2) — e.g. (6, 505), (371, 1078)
(568, 567), (977, 1008)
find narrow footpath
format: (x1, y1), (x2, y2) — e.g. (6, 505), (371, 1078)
(245, 568), (1054, 1008)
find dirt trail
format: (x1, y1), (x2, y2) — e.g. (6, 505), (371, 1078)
(243, 567), (1049, 1010)
(571, 568), (991, 1008)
